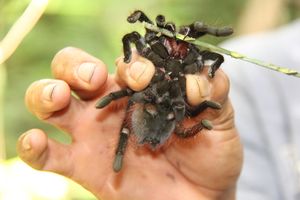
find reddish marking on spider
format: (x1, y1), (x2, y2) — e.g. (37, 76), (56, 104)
(164, 37), (189, 59)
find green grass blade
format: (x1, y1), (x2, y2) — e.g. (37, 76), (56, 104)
(143, 22), (300, 78)
(190, 40), (300, 78)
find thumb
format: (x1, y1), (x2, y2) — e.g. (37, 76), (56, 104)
(115, 50), (155, 91)
(17, 129), (73, 177)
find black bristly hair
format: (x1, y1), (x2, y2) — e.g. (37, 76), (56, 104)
(96, 10), (232, 172)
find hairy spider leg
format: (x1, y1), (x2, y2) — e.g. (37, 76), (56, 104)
(126, 10), (165, 51)
(146, 34), (169, 60)
(174, 100), (221, 138)
(175, 119), (213, 138)
(164, 59), (182, 77)
(126, 10), (167, 53)
(179, 22), (233, 39)
(193, 21), (233, 37)
(186, 100), (222, 117)
(122, 31), (148, 63)
(126, 10), (165, 55)
(155, 14), (165, 28)
(201, 51), (225, 78)
(127, 10), (153, 24)
(165, 21), (178, 42)
(165, 22), (176, 33)
(126, 11), (176, 64)
(95, 88), (133, 109)
(182, 44), (204, 74)
(113, 102), (133, 172)
(122, 31), (169, 67)
(113, 127), (130, 172)
(170, 80), (186, 122)
(127, 12), (172, 60)
(150, 68), (166, 84)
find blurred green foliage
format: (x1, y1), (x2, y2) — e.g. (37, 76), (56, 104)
(1, 0), (247, 158)
(1, 0), (299, 199)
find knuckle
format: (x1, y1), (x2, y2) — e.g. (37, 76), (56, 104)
(51, 46), (80, 74)
(52, 46), (78, 64)
(25, 79), (63, 115)
(25, 80), (44, 106)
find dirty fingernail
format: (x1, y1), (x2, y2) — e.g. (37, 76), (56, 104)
(77, 62), (96, 83)
(129, 61), (147, 82)
(42, 83), (57, 101)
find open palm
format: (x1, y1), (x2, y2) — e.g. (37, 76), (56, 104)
(18, 47), (242, 200)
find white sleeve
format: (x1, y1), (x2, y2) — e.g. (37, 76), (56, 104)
(221, 20), (300, 200)
(224, 60), (282, 200)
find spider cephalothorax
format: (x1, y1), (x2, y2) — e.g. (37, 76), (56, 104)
(96, 10), (233, 172)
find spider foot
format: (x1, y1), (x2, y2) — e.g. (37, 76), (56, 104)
(127, 10), (142, 23)
(202, 51), (224, 78)
(96, 89), (133, 109)
(187, 100), (222, 117)
(205, 100), (222, 110)
(214, 26), (234, 36)
(174, 119), (214, 138)
(208, 65), (218, 78)
(96, 96), (113, 108)
(127, 10), (153, 24)
(123, 55), (131, 63)
(201, 119), (213, 130)
(113, 127), (130, 172)
(113, 154), (123, 172)
(155, 14), (165, 27)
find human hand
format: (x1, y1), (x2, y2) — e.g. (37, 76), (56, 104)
(18, 47), (243, 200)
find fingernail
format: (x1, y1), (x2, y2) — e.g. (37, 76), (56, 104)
(42, 83), (57, 101)
(77, 62), (96, 83)
(22, 134), (31, 151)
(193, 75), (210, 98)
(129, 61), (147, 82)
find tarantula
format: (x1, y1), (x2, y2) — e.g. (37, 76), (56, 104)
(96, 10), (233, 172)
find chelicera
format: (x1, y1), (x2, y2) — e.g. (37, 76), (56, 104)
(96, 10), (233, 172)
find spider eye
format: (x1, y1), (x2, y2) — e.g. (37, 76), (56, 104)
(166, 112), (175, 121)
(144, 104), (158, 117)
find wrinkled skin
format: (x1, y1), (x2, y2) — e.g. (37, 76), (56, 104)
(18, 47), (243, 200)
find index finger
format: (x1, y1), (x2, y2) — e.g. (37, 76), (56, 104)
(115, 52), (229, 107)
(186, 69), (230, 106)
(51, 47), (108, 100)
(115, 50), (155, 91)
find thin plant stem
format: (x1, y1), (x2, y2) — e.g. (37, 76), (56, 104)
(0, 64), (6, 161)
(0, 0), (49, 65)
(0, 0), (49, 161)
(143, 22), (300, 78)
